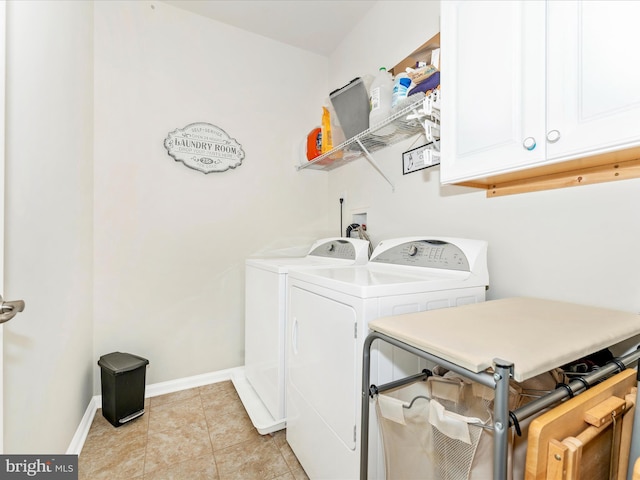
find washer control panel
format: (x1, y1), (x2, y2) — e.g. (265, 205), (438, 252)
(309, 239), (358, 260)
(372, 239), (470, 271)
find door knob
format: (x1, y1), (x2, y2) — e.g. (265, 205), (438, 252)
(0, 295), (25, 324)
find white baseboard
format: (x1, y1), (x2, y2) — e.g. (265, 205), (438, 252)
(66, 396), (101, 455)
(67, 366), (243, 455)
(145, 366), (243, 398)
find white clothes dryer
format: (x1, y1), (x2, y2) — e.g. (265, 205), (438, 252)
(285, 237), (489, 479)
(232, 237), (370, 435)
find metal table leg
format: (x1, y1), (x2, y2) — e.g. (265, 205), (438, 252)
(493, 359), (514, 480)
(360, 333), (375, 480)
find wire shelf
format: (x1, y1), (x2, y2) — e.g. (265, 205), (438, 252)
(297, 92), (440, 172)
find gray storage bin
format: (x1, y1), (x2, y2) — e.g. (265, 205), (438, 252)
(329, 77), (370, 139)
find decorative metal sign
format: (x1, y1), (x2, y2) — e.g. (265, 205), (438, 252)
(402, 142), (440, 175)
(164, 122), (245, 173)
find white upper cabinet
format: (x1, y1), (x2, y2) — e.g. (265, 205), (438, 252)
(546, 1), (640, 160)
(441, 0), (640, 186)
(440, 1), (545, 184)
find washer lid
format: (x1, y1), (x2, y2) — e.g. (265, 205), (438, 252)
(246, 255), (360, 273)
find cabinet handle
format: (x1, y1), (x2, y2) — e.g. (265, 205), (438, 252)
(547, 130), (561, 143)
(523, 137), (537, 151)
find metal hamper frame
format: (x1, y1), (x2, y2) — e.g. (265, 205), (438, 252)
(360, 331), (640, 480)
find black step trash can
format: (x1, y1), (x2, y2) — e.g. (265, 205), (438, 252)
(98, 352), (149, 427)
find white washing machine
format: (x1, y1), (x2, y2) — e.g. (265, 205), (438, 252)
(232, 237), (370, 435)
(285, 237), (489, 479)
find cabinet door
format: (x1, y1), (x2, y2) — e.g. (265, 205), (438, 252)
(440, 1), (546, 184)
(546, 1), (640, 161)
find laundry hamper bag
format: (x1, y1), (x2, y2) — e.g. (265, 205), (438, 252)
(375, 369), (562, 480)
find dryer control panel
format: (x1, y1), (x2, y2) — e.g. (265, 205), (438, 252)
(371, 239), (470, 271)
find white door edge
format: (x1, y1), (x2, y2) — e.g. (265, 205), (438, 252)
(1, 0), (7, 454)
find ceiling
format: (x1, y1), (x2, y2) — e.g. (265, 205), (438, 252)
(161, 0), (378, 56)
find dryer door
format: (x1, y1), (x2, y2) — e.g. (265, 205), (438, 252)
(288, 286), (358, 450)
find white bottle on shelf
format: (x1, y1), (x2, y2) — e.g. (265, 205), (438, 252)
(369, 67), (395, 136)
(391, 72), (411, 109)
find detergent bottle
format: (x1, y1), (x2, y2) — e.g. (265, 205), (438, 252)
(369, 67), (395, 136)
(391, 72), (411, 109)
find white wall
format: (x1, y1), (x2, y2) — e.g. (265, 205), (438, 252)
(328, 1), (640, 316)
(93, 1), (329, 390)
(4, 0), (94, 452)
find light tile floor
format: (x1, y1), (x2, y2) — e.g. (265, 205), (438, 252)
(79, 381), (309, 480)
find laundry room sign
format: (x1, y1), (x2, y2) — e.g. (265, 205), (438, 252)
(164, 122), (245, 173)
